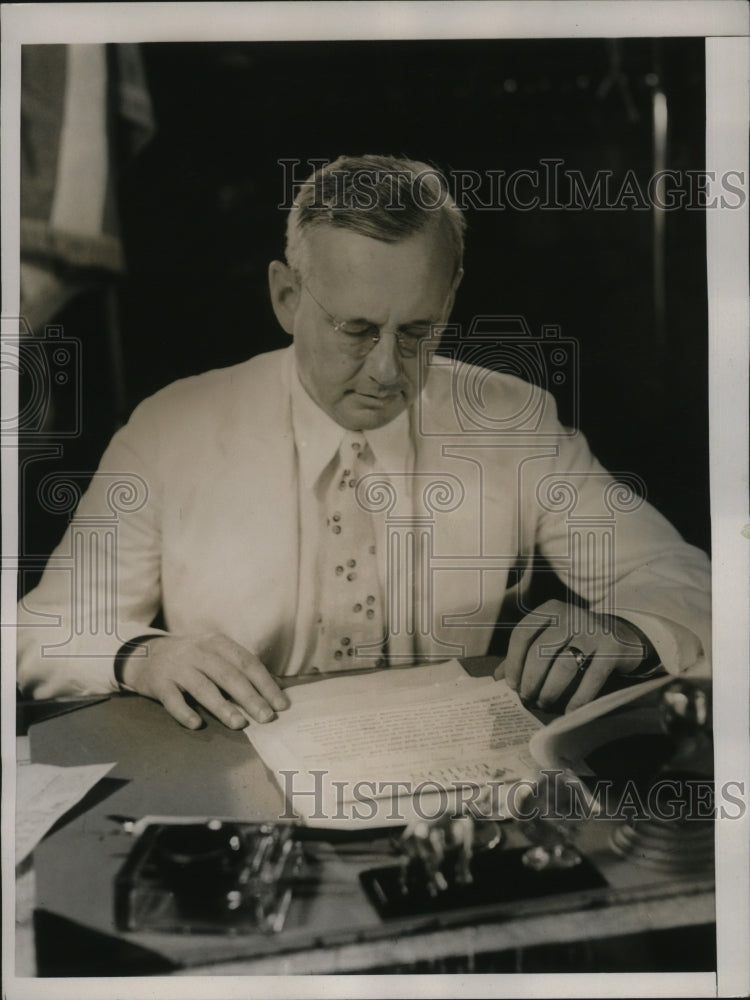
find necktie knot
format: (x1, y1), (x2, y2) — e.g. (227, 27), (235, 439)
(342, 430), (373, 468)
(344, 430), (366, 453)
(329, 432), (374, 495)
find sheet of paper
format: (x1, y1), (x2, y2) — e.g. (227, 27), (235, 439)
(15, 761), (116, 865)
(528, 671), (678, 771)
(284, 658), (468, 708)
(245, 673), (542, 828)
(273, 680), (536, 781)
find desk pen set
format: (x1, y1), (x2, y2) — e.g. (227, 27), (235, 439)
(114, 820), (308, 934)
(113, 811), (605, 935)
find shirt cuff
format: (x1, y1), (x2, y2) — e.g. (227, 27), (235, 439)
(614, 610), (703, 676)
(113, 630), (168, 691)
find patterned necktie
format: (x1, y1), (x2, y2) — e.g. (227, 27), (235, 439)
(308, 431), (387, 673)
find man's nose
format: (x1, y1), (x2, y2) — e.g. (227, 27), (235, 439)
(365, 332), (403, 386)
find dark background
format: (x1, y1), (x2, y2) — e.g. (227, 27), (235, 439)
(20, 37), (710, 584)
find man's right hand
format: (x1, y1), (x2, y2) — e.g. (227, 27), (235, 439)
(119, 634), (290, 730)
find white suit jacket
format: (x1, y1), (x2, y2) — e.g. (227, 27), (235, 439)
(17, 347), (711, 697)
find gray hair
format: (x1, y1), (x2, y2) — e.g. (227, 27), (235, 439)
(285, 154), (466, 280)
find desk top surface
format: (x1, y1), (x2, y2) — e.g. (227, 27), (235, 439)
(25, 670), (715, 974)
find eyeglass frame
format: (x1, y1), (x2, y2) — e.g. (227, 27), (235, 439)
(294, 271), (450, 359)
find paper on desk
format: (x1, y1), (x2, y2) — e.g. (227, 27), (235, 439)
(15, 761), (116, 865)
(245, 664), (543, 828)
(528, 671), (677, 772)
(284, 658), (468, 706)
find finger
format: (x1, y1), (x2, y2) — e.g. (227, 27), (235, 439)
(566, 632), (648, 711)
(564, 627), (641, 712)
(205, 660), (281, 725)
(157, 680), (204, 730)
(241, 658), (290, 711)
(181, 669), (257, 728)
(209, 636), (290, 711)
(517, 626), (568, 702)
(518, 601), (596, 704)
(536, 647), (593, 708)
(504, 606), (559, 691)
(564, 656), (618, 713)
(199, 651), (285, 723)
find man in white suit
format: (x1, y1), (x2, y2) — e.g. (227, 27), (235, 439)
(17, 155), (711, 730)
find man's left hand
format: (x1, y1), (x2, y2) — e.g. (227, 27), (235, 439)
(499, 599), (654, 713)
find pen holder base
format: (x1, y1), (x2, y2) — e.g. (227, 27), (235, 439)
(360, 847), (607, 918)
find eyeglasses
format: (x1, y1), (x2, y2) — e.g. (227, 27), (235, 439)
(298, 275), (446, 360)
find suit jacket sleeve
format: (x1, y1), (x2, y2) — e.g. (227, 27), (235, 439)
(529, 397), (711, 677)
(17, 394), (167, 698)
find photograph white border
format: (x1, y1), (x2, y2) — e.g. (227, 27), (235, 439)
(2, 3), (748, 998)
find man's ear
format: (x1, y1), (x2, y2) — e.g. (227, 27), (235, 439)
(268, 260), (301, 337)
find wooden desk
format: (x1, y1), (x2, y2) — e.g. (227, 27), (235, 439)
(22, 671), (716, 975)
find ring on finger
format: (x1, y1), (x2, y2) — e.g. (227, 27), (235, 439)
(564, 645), (590, 674)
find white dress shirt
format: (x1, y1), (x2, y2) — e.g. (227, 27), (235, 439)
(287, 361), (414, 674)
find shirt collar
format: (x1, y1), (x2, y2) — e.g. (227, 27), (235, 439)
(290, 359), (413, 490)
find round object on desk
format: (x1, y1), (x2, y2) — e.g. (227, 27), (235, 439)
(610, 816), (714, 872)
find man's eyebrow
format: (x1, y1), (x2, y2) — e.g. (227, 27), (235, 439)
(397, 318), (442, 330)
(339, 314), (439, 329)
(340, 314), (378, 325)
